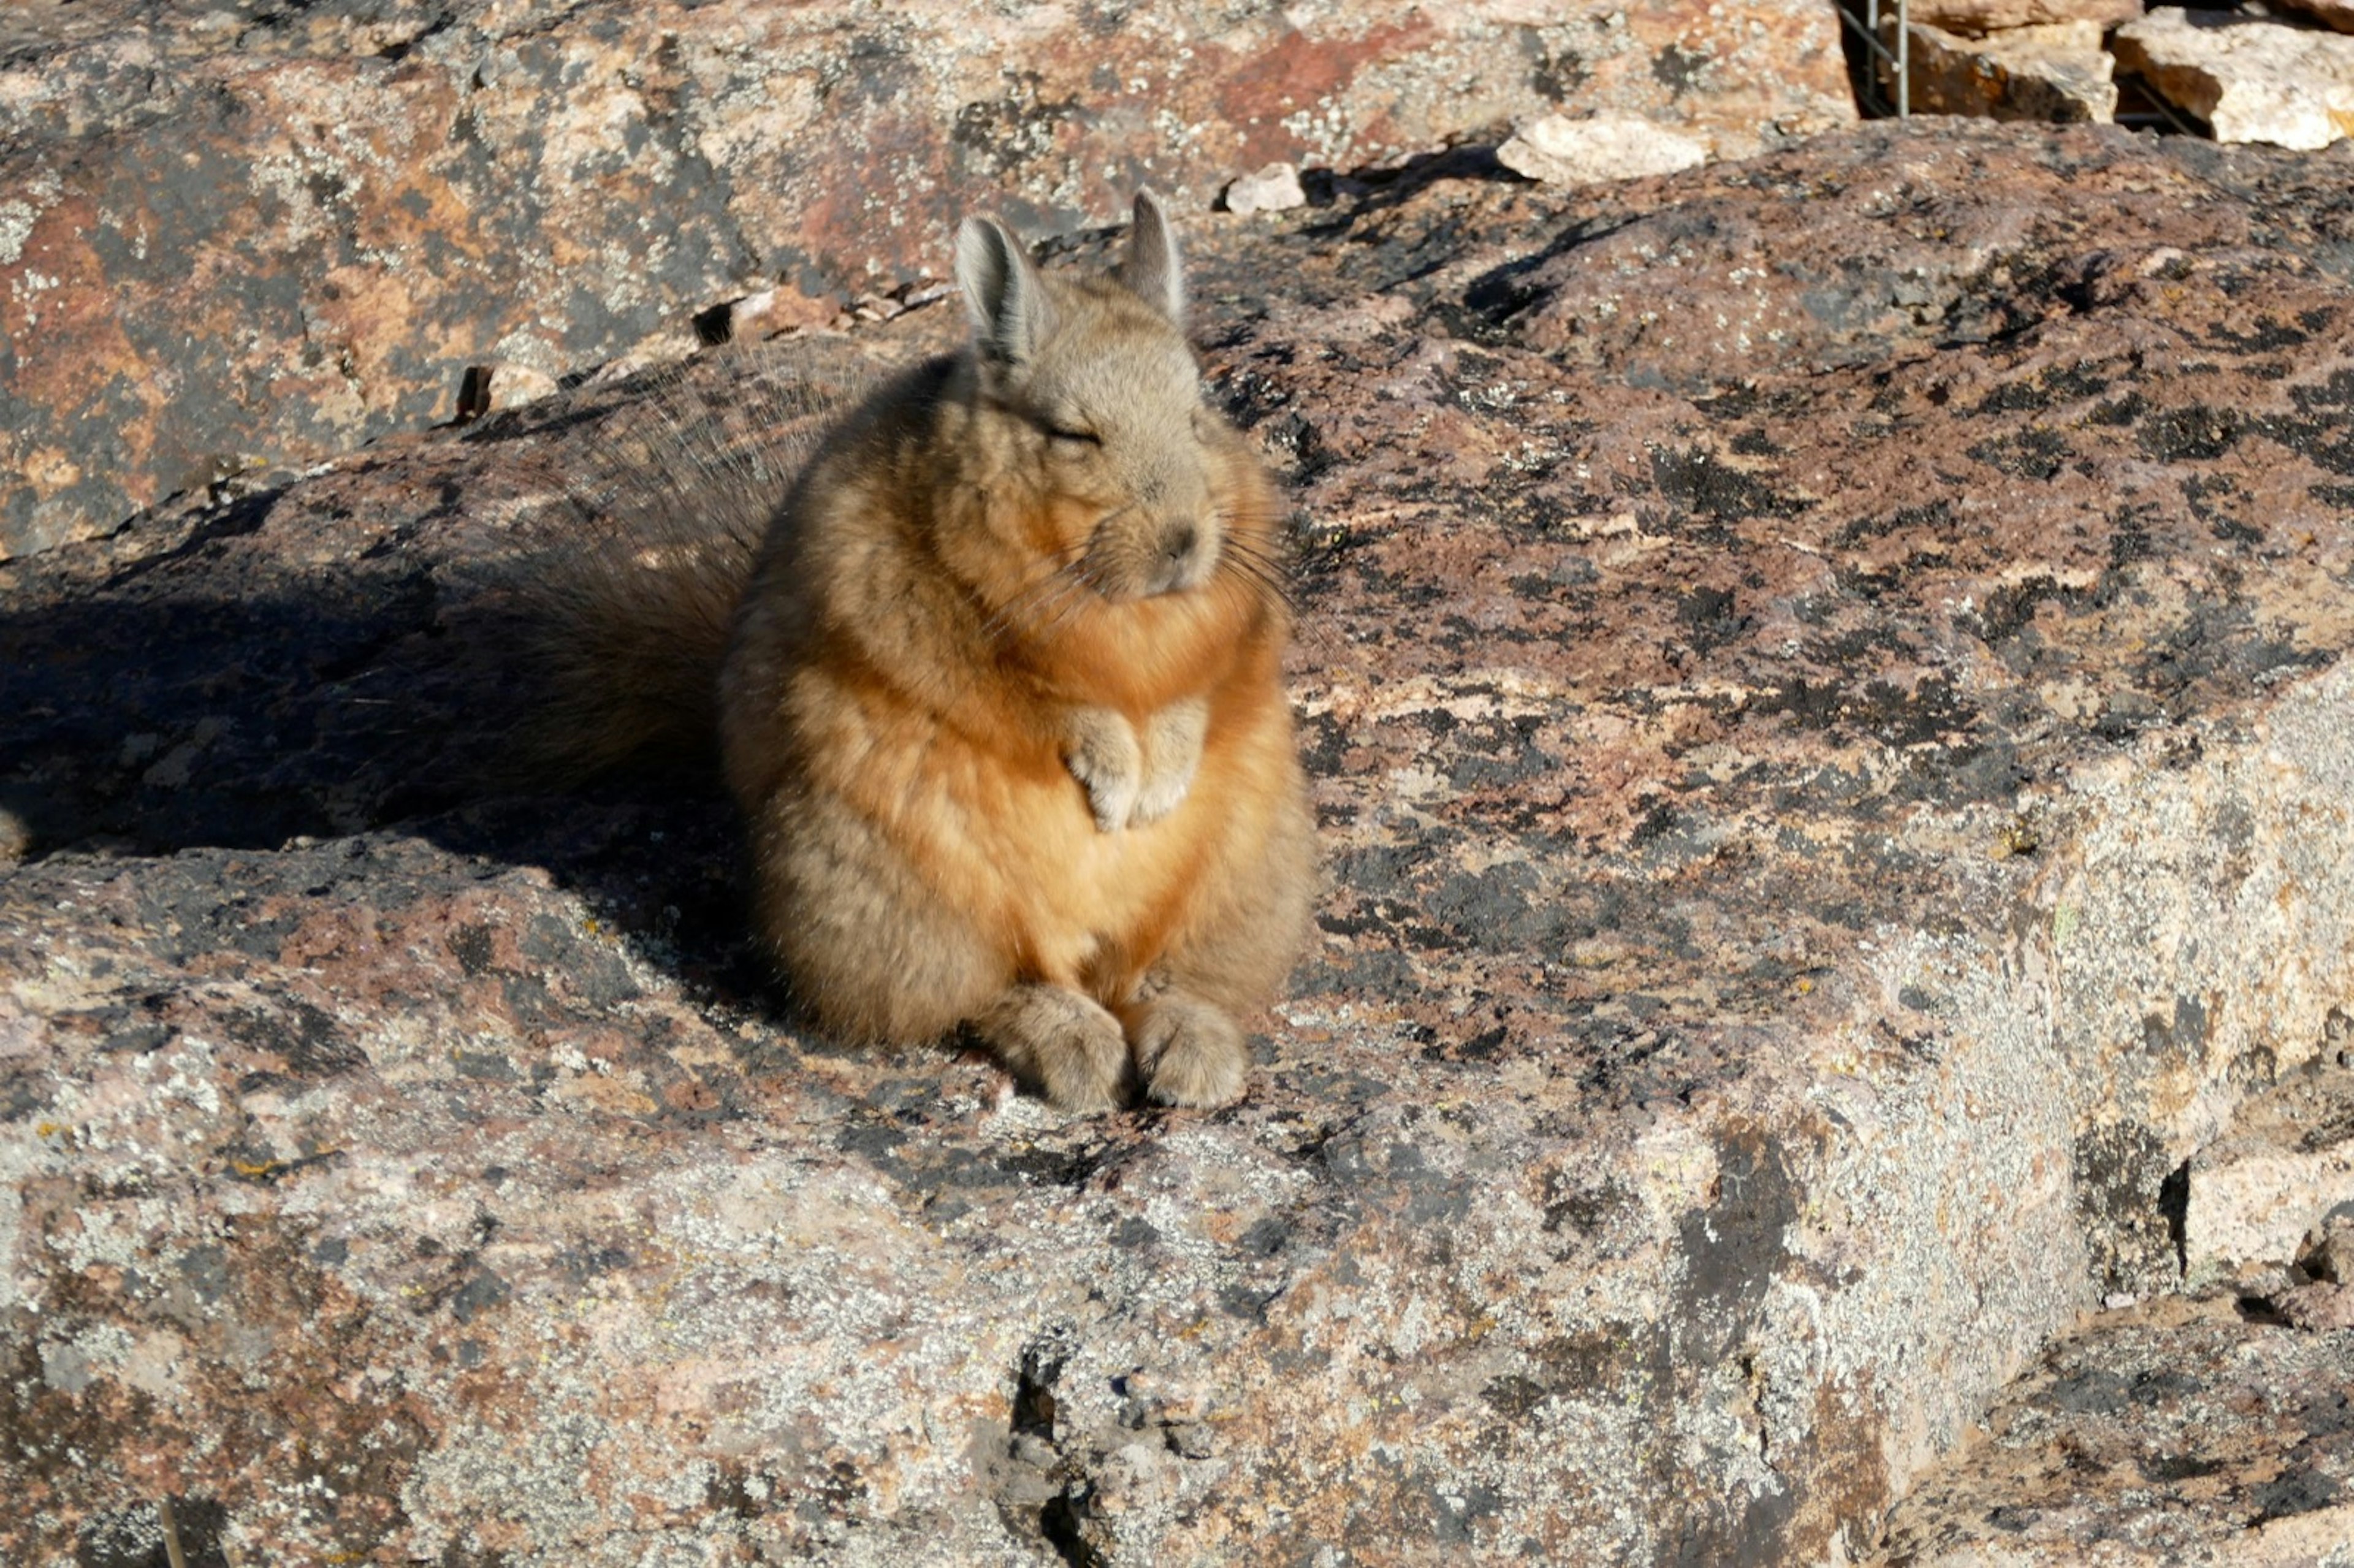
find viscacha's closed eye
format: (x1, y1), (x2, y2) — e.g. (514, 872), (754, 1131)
(1043, 421), (1102, 447)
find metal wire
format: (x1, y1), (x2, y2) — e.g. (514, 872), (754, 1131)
(1837, 0), (1912, 118)
(1840, 0), (2209, 137)
(2116, 75), (2206, 135)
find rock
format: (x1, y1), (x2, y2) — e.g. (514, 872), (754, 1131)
(2278, 0), (2354, 37)
(1909, 0), (2141, 37)
(2112, 8), (2354, 149)
(2307, 1215), (2354, 1284)
(1496, 113), (1710, 185)
(1222, 162), (1308, 216)
(721, 283), (841, 343)
(8, 118), (2354, 1564)
(2276, 1279), (2354, 1331)
(1877, 1295), (2354, 1566)
(456, 363), (560, 419)
(0, 0), (1856, 564)
(2183, 1065), (2354, 1284)
(1899, 19), (2119, 123)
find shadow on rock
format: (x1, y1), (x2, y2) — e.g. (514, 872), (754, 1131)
(0, 334), (916, 1006)
(0, 446), (777, 1017)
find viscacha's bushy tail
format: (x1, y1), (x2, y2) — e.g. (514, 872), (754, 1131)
(476, 339), (877, 784)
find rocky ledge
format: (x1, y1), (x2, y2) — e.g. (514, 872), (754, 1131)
(1880, 1062), (2354, 1566)
(6, 119), (2354, 1564)
(0, 0), (1853, 561)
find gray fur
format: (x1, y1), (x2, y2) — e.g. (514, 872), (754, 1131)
(955, 216), (1055, 367)
(1117, 189), (1186, 326)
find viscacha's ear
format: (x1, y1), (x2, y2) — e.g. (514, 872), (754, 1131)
(955, 216), (1055, 367)
(1117, 189), (1185, 329)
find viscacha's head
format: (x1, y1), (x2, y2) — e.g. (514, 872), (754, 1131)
(945, 192), (1272, 618)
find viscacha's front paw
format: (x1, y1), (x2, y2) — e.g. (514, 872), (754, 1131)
(1062, 707), (1142, 833)
(1130, 696), (1208, 826)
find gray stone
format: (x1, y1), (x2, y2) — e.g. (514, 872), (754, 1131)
(2112, 8), (2354, 149)
(1496, 113), (1710, 185)
(1222, 163), (1307, 216)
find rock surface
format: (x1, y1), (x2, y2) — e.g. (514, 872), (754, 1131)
(1876, 1067), (2354, 1565)
(1495, 112), (1712, 186)
(0, 0), (1856, 563)
(2112, 7), (2354, 149)
(1908, 0), (2142, 37)
(1873, 1295), (2354, 1567)
(8, 118), (2354, 1564)
(2184, 1060), (2354, 1284)
(1901, 20), (2119, 123)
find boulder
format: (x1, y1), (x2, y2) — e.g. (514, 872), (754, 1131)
(1907, 0), (2141, 37)
(1899, 19), (2119, 123)
(2183, 1062), (2354, 1284)
(7, 118), (2354, 1565)
(1878, 1293), (2354, 1566)
(1884, 1061), (2354, 1563)
(1222, 162), (1308, 216)
(2112, 8), (2354, 149)
(0, 0), (1856, 562)
(1496, 113), (1712, 185)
